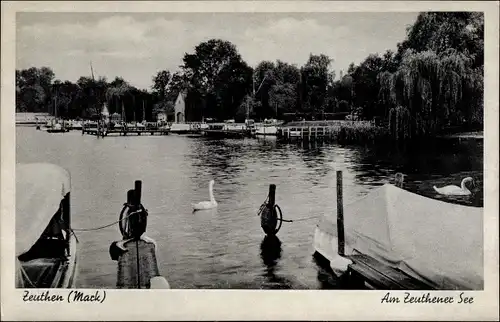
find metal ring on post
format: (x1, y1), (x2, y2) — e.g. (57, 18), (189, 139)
(119, 203), (148, 240)
(274, 204), (283, 234)
(119, 203), (132, 239)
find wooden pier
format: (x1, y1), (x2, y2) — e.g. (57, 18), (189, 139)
(202, 129), (254, 138)
(345, 254), (433, 290)
(82, 125), (170, 137)
(202, 123), (255, 138)
(277, 120), (374, 142)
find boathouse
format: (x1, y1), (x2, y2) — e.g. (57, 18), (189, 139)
(101, 103), (110, 122)
(174, 92), (186, 123)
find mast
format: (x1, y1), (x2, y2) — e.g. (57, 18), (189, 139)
(54, 93), (57, 119)
(122, 101), (126, 123)
(142, 100), (145, 122)
(252, 71), (255, 96)
(299, 70), (303, 113)
(250, 70), (255, 121)
(246, 99), (249, 120)
(90, 61), (100, 121)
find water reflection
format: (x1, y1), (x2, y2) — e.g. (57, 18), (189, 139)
(347, 139), (484, 207)
(260, 235), (292, 289)
(312, 253), (344, 289)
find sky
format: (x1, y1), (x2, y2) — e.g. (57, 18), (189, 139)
(16, 12), (419, 91)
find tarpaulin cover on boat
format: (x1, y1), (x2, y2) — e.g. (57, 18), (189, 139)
(334, 184), (483, 290)
(16, 163), (71, 257)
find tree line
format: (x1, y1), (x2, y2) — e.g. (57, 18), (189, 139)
(16, 12), (483, 138)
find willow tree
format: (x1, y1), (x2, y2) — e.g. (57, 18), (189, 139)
(106, 81), (132, 122)
(379, 48), (482, 140)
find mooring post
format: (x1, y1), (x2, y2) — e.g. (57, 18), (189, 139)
(268, 184), (276, 208)
(127, 189), (135, 207)
(113, 181), (164, 289)
(134, 180), (142, 205)
(261, 184), (278, 235)
(336, 171), (345, 256)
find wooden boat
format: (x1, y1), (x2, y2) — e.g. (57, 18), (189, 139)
(313, 183), (483, 290)
(70, 120), (83, 130)
(46, 123), (69, 133)
(16, 163), (78, 288)
(255, 119), (281, 136)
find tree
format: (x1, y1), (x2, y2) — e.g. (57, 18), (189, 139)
(75, 76), (108, 118)
(152, 70), (171, 100)
(106, 78), (133, 121)
(252, 61), (276, 119)
(59, 81), (81, 119)
(181, 39), (252, 120)
(16, 67), (55, 113)
(348, 54), (384, 119)
(165, 72), (188, 103)
(300, 54), (332, 114)
(379, 48), (482, 138)
(269, 82), (297, 118)
(252, 60), (301, 119)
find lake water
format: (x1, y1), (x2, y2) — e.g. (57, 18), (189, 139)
(16, 127), (483, 289)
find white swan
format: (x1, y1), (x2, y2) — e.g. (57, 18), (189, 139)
(433, 177), (474, 196)
(192, 180), (218, 211)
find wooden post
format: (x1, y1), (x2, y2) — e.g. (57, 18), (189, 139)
(336, 171), (345, 256)
(268, 184), (276, 207)
(261, 184), (278, 235)
(127, 189), (135, 206)
(134, 180), (142, 205)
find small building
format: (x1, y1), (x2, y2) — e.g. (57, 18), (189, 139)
(110, 112), (122, 123)
(156, 112), (167, 122)
(101, 103), (110, 121)
(174, 92), (186, 123)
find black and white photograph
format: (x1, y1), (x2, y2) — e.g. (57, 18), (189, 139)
(2, 1), (499, 320)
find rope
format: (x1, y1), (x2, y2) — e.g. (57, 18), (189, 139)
(73, 197), (320, 233)
(257, 194), (320, 236)
(72, 207), (144, 232)
(282, 215), (322, 222)
(257, 195), (269, 217)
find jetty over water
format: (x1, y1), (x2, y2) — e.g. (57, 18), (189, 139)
(82, 123), (170, 137)
(278, 120), (375, 142)
(16, 112), (54, 126)
(202, 123), (255, 138)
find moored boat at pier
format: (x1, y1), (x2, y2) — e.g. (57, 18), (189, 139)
(255, 119), (282, 136)
(313, 183), (483, 290)
(16, 163), (78, 288)
(45, 122), (70, 133)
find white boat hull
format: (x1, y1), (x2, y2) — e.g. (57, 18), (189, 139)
(60, 233), (79, 288)
(313, 184), (484, 290)
(255, 125), (278, 136)
(313, 218), (352, 275)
